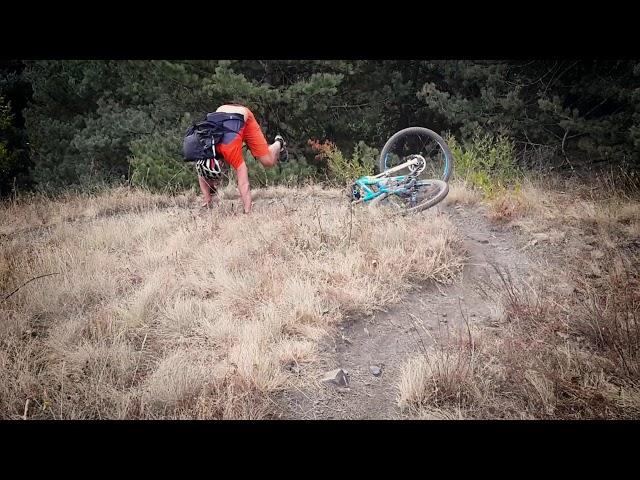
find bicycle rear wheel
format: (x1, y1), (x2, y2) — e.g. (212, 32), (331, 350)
(375, 179), (449, 214)
(379, 127), (453, 182)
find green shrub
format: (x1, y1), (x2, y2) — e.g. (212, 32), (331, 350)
(308, 139), (377, 185)
(244, 150), (319, 187)
(446, 130), (521, 197)
(129, 124), (197, 192)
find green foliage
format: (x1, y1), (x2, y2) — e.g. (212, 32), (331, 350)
(1, 61), (33, 197)
(129, 121), (197, 192)
(20, 60), (352, 193)
(309, 139), (378, 185)
(23, 61), (179, 191)
(243, 151), (319, 187)
(420, 60), (640, 169)
(2, 59), (637, 196)
(0, 140), (17, 189)
(0, 99), (11, 130)
(447, 131), (520, 197)
(131, 135), (320, 193)
(348, 141), (379, 179)
(0, 94), (27, 197)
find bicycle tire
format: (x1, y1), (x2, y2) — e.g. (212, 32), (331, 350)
(402, 179), (449, 214)
(373, 179), (449, 214)
(379, 127), (454, 182)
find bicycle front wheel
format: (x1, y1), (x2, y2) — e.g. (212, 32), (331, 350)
(379, 127), (453, 182)
(382, 179), (449, 215)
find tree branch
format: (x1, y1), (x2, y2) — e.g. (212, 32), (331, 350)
(2, 273), (60, 303)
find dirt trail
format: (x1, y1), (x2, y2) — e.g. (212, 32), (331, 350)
(274, 203), (541, 419)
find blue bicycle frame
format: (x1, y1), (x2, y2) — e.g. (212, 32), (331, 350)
(352, 174), (415, 202)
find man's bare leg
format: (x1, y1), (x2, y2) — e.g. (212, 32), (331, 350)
(256, 136), (286, 168)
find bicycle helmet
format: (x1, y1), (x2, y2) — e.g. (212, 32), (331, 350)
(195, 158), (224, 179)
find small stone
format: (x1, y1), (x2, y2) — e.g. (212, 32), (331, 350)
(364, 327), (370, 336)
(370, 365), (382, 377)
(321, 368), (349, 387)
(442, 313), (447, 318)
(591, 250), (605, 260)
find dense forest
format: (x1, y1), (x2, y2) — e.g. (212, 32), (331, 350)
(1, 60), (638, 197)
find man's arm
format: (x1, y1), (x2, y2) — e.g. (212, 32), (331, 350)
(235, 162), (253, 213)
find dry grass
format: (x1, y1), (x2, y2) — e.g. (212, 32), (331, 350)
(486, 178), (640, 243)
(443, 180), (483, 207)
(0, 186), (196, 238)
(396, 308), (507, 418)
(397, 174), (640, 419)
(397, 340), (482, 413)
(398, 257), (640, 419)
(0, 185), (463, 419)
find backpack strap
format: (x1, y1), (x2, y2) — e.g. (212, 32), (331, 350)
(206, 112), (246, 134)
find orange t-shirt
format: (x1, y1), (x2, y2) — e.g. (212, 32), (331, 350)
(215, 105), (270, 170)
